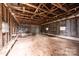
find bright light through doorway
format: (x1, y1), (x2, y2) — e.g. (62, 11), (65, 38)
(60, 26), (66, 31)
(46, 27), (49, 31)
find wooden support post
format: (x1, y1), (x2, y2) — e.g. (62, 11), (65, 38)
(2, 33), (4, 47)
(2, 3), (4, 47)
(5, 6), (9, 43)
(8, 12), (10, 41)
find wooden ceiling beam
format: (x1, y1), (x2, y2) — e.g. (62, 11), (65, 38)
(16, 14), (46, 23)
(53, 6), (79, 18)
(12, 8), (48, 20)
(52, 3), (67, 12)
(12, 11), (32, 17)
(16, 15), (39, 20)
(41, 6), (79, 22)
(42, 4), (50, 11)
(7, 4), (34, 14)
(13, 10), (48, 18)
(22, 3), (37, 9)
(47, 6), (79, 19)
(16, 17), (42, 22)
(15, 13), (46, 21)
(4, 3), (20, 25)
(42, 6), (79, 24)
(13, 12), (31, 17)
(38, 7), (58, 15)
(31, 4), (42, 19)
(22, 3), (47, 12)
(7, 4), (49, 19)
(15, 15), (31, 19)
(38, 7), (58, 18)
(8, 4), (48, 19)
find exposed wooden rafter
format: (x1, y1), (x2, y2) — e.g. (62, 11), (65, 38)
(31, 4), (42, 19)
(52, 3), (67, 12)
(3, 3), (79, 25)
(22, 3), (47, 12)
(42, 6), (79, 24)
(4, 3), (20, 25)
(7, 4), (34, 14)
(42, 4), (50, 11)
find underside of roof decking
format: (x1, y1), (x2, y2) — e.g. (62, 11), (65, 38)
(2, 3), (79, 25)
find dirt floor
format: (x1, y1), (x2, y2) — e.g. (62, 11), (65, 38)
(8, 35), (79, 56)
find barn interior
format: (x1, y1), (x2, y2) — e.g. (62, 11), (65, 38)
(0, 3), (79, 56)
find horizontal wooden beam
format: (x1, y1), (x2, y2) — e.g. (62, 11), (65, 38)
(31, 4), (42, 19)
(7, 4), (34, 14)
(52, 3), (67, 12)
(22, 3), (47, 12)
(4, 3), (20, 25)
(38, 7), (58, 15)
(41, 6), (79, 25)
(42, 4), (50, 11)
(15, 15), (31, 19)
(12, 11), (32, 17)
(13, 10), (48, 18)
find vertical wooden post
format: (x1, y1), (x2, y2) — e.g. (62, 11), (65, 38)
(2, 3), (4, 47)
(6, 6), (8, 43)
(8, 12), (10, 41)
(75, 18), (78, 37)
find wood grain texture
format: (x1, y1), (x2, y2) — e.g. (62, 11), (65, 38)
(8, 35), (79, 56)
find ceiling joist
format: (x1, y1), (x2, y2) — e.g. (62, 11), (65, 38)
(4, 3), (20, 25)
(52, 3), (67, 12)
(7, 4), (34, 14)
(3, 3), (79, 25)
